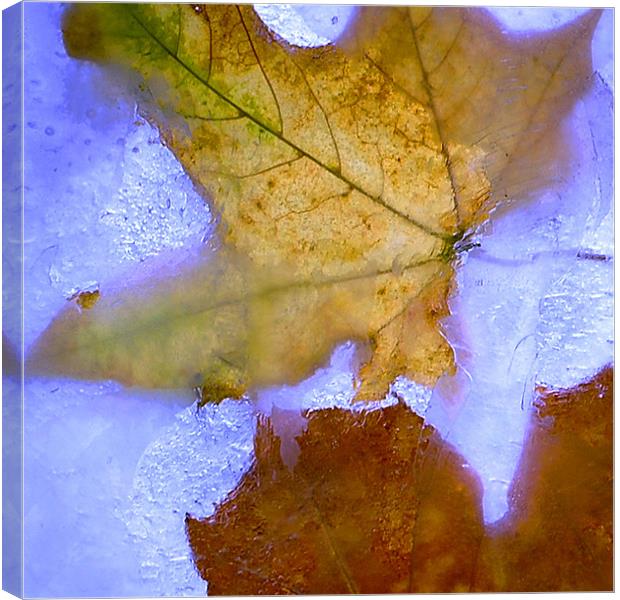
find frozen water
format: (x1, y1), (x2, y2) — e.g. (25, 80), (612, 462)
(17, 3), (614, 596)
(486, 7), (590, 33)
(127, 400), (255, 596)
(535, 78), (614, 390)
(255, 341), (432, 417)
(20, 4), (213, 596)
(23, 378), (193, 597)
(254, 4), (356, 47)
(18, 3), (212, 352)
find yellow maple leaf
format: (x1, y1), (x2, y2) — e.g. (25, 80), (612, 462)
(30, 5), (599, 403)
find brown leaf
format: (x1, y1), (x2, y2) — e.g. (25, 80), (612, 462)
(347, 8), (599, 224)
(186, 402), (485, 594)
(186, 366), (612, 594)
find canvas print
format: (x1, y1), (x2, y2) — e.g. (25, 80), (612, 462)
(2, 3), (613, 596)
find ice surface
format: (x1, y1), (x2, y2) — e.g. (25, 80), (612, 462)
(254, 342), (431, 413)
(486, 7), (590, 33)
(21, 4), (212, 596)
(254, 4), (356, 47)
(19, 4), (613, 595)
(3, 378), (22, 594)
(536, 78), (614, 390)
(127, 400), (255, 596)
(19, 3), (212, 352)
(3, 5), (25, 596)
(23, 378), (192, 597)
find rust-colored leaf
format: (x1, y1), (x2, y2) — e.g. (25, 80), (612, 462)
(186, 402), (485, 594)
(186, 366), (612, 594)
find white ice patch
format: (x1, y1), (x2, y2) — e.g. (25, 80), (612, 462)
(254, 4), (356, 47)
(18, 3), (211, 353)
(254, 341), (432, 417)
(127, 399), (255, 596)
(486, 7), (590, 33)
(22, 378), (194, 597)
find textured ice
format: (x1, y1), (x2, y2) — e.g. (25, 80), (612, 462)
(253, 342), (432, 466)
(19, 4), (614, 596)
(20, 5), (213, 596)
(255, 341), (432, 416)
(19, 3), (211, 352)
(127, 400), (255, 596)
(254, 4), (356, 47)
(3, 377), (22, 591)
(535, 79), (614, 390)
(23, 378), (193, 597)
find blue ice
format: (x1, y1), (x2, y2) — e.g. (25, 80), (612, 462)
(17, 5), (613, 596)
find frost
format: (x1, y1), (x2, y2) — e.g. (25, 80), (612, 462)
(20, 4), (213, 596)
(103, 119), (215, 263)
(23, 378), (192, 597)
(254, 4), (356, 47)
(126, 400), (255, 596)
(19, 3), (210, 351)
(19, 4), (613, 595)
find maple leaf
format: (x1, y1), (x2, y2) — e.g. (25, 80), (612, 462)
(30, 5), (599, 403)
(186, 402), (485, 594)
(185, 367), (612, 594)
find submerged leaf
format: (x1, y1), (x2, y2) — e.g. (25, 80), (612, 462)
(186, 402), (485, 594)
(186, 367), (612, 594)
(31, 5), (599, 401)
(29, 244), (449, 391)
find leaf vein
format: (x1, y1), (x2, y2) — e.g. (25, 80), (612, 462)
(128, 6), (453, 242)
(236, 7), (284, 134)
(408, 10), (463, 229)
